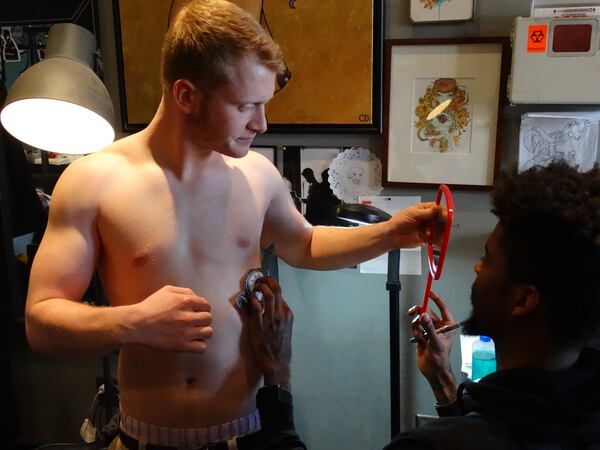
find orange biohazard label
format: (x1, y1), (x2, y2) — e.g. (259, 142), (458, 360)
(528, 24), (548, 53)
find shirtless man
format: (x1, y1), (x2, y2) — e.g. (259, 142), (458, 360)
(25, 1), (440, 448)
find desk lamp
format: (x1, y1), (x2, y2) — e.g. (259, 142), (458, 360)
(335, 203), (402, 438)
(0, 23), (115, 154)
(0, 22), (117, 428)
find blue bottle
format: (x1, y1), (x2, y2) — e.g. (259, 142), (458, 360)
(472, 336), (496, 381)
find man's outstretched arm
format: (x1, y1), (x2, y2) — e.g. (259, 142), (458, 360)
(261, 165), (440, 270)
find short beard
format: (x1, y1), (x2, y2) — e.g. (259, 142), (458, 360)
(461, 314), (481, 336)
(462, 285), (483, 336)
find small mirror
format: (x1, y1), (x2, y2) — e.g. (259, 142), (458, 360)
(422, 184), (454, 311)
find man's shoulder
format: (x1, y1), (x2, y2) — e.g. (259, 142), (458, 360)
(230, 150), (281, 180)
(52, 136), (144, 203)
(62, 136), (142, 178)
(238, 149), (276, 168)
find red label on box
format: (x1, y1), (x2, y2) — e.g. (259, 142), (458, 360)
(528, 24), (548, 52)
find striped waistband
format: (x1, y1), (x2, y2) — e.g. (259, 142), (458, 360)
(119, 410), (261, 448)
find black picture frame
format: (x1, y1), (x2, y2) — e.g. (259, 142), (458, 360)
(112, 0), (383, 134)
(381, 37), (510, 190)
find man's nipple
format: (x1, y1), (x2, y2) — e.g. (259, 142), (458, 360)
(131, 249), (152, 266)
(235, 235), (250, 249)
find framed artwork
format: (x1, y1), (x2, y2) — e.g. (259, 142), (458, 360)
(410, 0), (475, 23)
(299, 147), (340, 214)
(113, 0), (383, 133)
(518, 114), (599, 172)
(382, 37), (510, 189)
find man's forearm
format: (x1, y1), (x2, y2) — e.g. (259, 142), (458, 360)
(426, 369), (459, 407)
(264, 367), (291, 389)
(285, 223), (394, 270)
(26, 299), (134, 358)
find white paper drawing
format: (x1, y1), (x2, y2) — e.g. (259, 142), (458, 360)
(328, 147), (383, 202)
(519, 115), (599, 172)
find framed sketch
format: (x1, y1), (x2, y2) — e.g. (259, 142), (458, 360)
(113, 0), (383, 133)
(410, 0), (475, 23)
(382, 37), (510, 189)
(518, 114), (599, 172)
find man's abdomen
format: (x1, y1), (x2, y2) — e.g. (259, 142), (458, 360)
(117, 302), (262, 427)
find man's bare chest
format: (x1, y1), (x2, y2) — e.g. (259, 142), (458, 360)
(96, 179), (269, 269)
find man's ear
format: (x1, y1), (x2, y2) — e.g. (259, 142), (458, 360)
(171, 79), (201, 114)
(511, 284), (541, 317)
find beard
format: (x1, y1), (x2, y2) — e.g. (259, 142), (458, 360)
(462, 284), (484, 336)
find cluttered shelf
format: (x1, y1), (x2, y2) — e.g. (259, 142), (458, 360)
(26, 152), (81, 193)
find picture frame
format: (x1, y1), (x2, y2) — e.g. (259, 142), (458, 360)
(382, 37), (510, 189)
(112, 0), (383, 134)
(299, 147), (341, 212)
(409, 0), (475, 23)
(280, 146), (345, 225)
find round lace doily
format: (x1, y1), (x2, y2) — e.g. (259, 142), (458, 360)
(328, 147), (383, 202)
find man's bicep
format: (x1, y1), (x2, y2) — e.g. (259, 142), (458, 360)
(261, 184), (313, 266)
(27, 182), (99, 308)
(28, 225), (98, 306)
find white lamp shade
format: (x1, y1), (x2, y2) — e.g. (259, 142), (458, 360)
(0, 24), (115, 154)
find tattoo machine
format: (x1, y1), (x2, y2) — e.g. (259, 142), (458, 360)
(236, 269), (265, 312)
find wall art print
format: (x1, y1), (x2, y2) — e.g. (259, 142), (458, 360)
(413, 77), (473, 154)
(382, 37), (510, 189)
(328, 147), (383, 203)
(519, 114), (599, 172)
(113, 0), (383, 133)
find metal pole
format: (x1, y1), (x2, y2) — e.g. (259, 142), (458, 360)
(386, 249), (401, 438)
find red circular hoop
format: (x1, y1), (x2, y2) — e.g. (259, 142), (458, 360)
(422, 184), (454, 312)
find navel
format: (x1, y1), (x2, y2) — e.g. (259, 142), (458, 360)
(184, 377), (197, 388)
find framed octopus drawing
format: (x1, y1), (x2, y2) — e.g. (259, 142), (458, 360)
(112, 0), (383, 133)
(381, 37), (510, 189)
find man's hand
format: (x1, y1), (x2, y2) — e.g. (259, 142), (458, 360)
(408, 290), (458, 405)
(387, 202), (442, 248)
(128, 285), (213, 352)
(244, 277), (293, 388)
